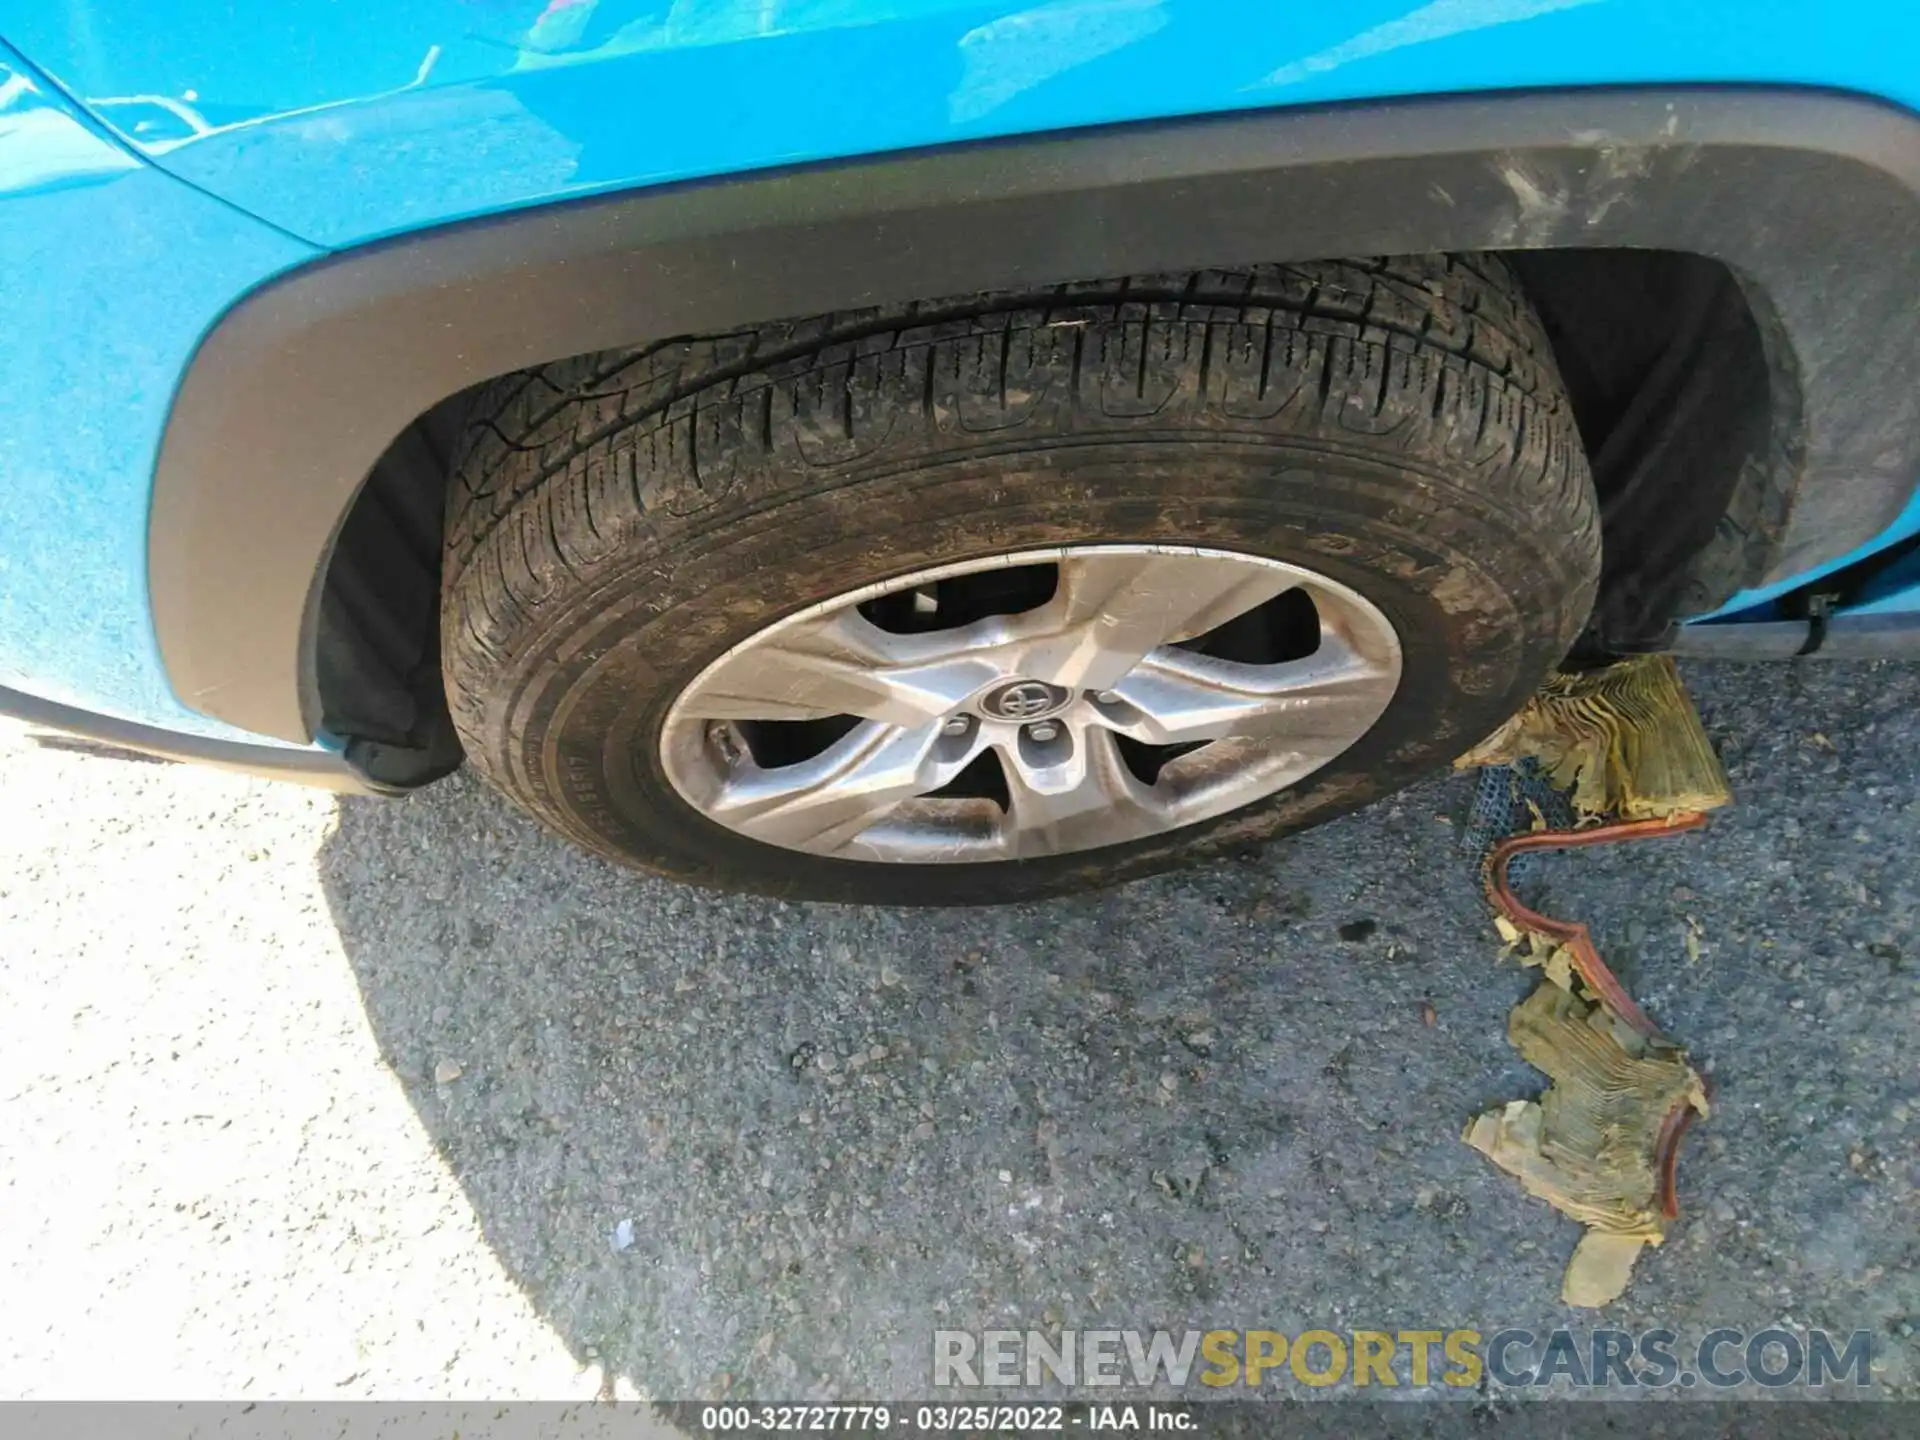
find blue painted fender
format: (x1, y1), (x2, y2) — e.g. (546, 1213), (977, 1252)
(4, 4), (1920, 741)
(12, 1), (1920, 251)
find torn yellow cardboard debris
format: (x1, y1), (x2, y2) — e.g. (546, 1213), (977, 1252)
(1458, 652), (1725, 1307)
(1464, 940), (1709, 1307)
(1456, 655), (1732, 820)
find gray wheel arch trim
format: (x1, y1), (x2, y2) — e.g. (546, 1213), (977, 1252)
(0, 683), (391, 793)
(149, 86), (1920, 744)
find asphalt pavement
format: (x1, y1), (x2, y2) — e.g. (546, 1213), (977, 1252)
(1, 660), (1914, 1402)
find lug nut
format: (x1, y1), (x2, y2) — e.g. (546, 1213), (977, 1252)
(1094, 690), (1121, 704)
(1026, 720), (1061, 743)
(706, 721), (743, 764)
(941, 716), (971, 737)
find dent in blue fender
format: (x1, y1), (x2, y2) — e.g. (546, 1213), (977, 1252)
(12, 1), (1920, 250)
(1847, 544), (1920, 615)
(1696, 487), (1920, 622)
(0, 43), (321, 742)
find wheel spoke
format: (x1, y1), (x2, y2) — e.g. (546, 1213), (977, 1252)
(999, 725), (1162, 857)
(660, 545), (1404, 866)
(1013, 549), (1301, 691)
(1098, 637), (1396, 757)
(679, 611), (976, 727)
(707, 720), (982, 853)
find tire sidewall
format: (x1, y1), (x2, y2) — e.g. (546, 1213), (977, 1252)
(481, 441), (1588, 903)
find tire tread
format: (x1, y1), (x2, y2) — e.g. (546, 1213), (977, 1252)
(441, 253), (1599, 889)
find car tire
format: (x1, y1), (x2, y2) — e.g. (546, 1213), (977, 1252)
(441, 255), (1597, 904)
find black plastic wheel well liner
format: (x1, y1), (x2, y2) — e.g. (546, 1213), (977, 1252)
(150, 85), (1920, 745)
(1508, 248), (1780, 654)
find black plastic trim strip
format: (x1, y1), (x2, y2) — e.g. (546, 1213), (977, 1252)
(0, 683), (389, 793)
(1671, 611), (1920, 661)
(150, 86), (1920, 742)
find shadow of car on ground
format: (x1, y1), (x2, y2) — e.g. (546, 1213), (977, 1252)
(312, 662), (1920, 1400)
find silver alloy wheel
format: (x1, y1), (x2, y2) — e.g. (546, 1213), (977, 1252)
(660, 545), (1403, 863)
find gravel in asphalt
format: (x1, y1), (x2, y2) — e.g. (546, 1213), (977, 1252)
(1, 661), (1915, 1401)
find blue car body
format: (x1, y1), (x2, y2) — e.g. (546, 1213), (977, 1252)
(2, 1), (1918, 776)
